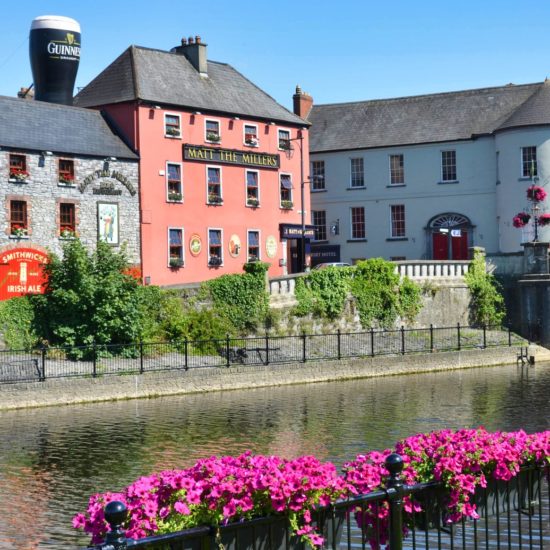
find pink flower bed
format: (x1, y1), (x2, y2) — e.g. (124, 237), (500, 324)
(74, 428), (550, 548)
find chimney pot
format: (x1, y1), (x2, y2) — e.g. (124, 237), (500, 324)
(181, 37), (187, 45)
(195, 35), (201, 43)
(188, 36), (194, 44)
(293, 85), (313, 119)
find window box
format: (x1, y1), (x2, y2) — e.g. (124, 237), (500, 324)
(280, 200), (293, 210)
(60, 228), (77, 239)
(165, 127), (181, 138)
(244, 137), (259, 147)
(208, 194), (223, 204)
(247, 198), (260, 207)
(278, 140), (291, 151)
(208, 256), (222, 266)
(9, 170), (29, 183)
(168, 192), (183, 202)
(206, 133), (221, 143)
(59, 174), (76, 185)
(10, 225), (28, 238)
(169, 257), (184, 268)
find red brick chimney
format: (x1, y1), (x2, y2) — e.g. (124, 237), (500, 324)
(293, 85), (313, 119)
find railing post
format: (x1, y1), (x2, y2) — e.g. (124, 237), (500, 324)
(40, 344), (47, 382)
(92, 342), (97, 378)
(265, 332), (269, 366)
(508, 326), (512, 347)
(337, 329), (341, 360)
(430, 324), (434, 353)
(225, 334), (230, 368)
(457, 323), (461, 351)
(302, 331), (307, 363)
(139, 340), (144, 374)
(400, 326), (405, 355)
(99, 501), (128, 549)
(370, 327), (375, 357)
(385, 453), (404, 550)
(184, 337), (189, 371)
(483, 324), (487, 349)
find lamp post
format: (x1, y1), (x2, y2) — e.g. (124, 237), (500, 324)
(288, 130), (307, 272)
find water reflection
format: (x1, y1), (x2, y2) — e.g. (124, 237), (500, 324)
(0, 362), (549, 548)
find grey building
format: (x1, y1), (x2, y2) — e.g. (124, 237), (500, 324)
(0, 96), (140, 265)
(304, 81), (550, 264)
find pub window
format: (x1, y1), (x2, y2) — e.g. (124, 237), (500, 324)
(311, 160), (325, 190)
(168, 228), (184, 267)
(390, 204), (406, 238)
(9, 154), (28, 182)
(280, 174), (293, 208)
(164, 114), (181, 138)
(9, 200), (27, 236)
(350, 206), (365, 239)
(208, 229), (223, 266)
(246, 170), (259, 206)
(521, 146), (537, 178)
(207, 166), (222, 204)
(389, 154), (404, 185)
(166, 163), (183, 202)
(278, 129), (291, 150)
(59, 203), (76, 237)
(205, 120), (221, 142)
(59, 159), (75, 185)
(312, 210), (327, 241)
(350, 158), (364, 187)
(247, 230), (260, 262)
(244, 124), (259, 146)
(441, 150), (457, 181)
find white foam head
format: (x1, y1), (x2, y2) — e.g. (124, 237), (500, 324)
(31, 16), (80, 33)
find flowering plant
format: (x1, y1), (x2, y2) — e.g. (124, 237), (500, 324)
(526, 185), (547, 202)
(60, 228), (76, 239)
(9, 168), (29, 181)
(59, 174), (75, 184)
(512, 212), (531, 228)
(538, 213), (550, 226)
(73, 452), (347, 547)
(207, 193), (223, 204)
(10, 224), (28, 238)
(206, 132), (221, 142)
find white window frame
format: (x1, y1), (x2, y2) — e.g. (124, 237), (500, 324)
(278, 128), (291, 150)
(164, 113), (182, 138)
(521, 146), (537, 178)
(390, 204), (406, 238)
(389, 154), (405, 185)
(245, 169), (260, 207)
(167, 227), (185, 267)
(243, 124), (259, 147)
(350, 157), (365, 188)
(247, 229), (261, 262)
(208, 227), (224, 266)
(312, 210), (327, 242)
(279, 172), (293, 207)
(350, 206), (366, 240)
(205, 118), (221, 143)
(166, 162), (183, 203)
(206, 165), (223, 204)
(441, 150), (457, 182)
(311, 160), (326, 191)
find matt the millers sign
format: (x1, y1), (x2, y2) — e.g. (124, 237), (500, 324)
(184, 145), (280, 169)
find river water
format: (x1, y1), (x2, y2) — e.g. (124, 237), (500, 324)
(1, 362), (549, 549)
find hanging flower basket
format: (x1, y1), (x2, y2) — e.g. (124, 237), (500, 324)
(512, 212), (531, 228)
(526, 185), (547, 202)
(538, 213), (550, 226)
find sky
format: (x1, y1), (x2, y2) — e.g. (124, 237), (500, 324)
(1, 1), (550, 111)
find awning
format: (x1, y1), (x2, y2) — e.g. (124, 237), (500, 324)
(280, 176), (293, 190)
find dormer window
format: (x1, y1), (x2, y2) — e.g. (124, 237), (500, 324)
(244, 125), (259, 147)
(164, 114), (181, 138)
(205, 120), (221, 143)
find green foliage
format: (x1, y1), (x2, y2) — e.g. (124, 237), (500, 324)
(0, 296), (39, 350)
(350, 258), (422, 328)
(182, 309), (235, 354)
(294, 267), (353, 318)
(203, 263), (270, 333)
(464, 252), (506, 326)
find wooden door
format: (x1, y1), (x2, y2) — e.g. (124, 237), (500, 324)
(432, 232), (448, 260)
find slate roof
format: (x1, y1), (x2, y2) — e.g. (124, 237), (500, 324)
(0, 96), (138, 159)
(308, 81), (550, 153)
(74, 46), (306, 126)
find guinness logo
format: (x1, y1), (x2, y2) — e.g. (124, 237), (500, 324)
(66, 33), (75, 45)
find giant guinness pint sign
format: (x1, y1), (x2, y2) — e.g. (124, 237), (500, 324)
(184, 145), (280, 169)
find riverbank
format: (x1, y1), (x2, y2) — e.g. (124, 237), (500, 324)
(2, 344), (549, 411)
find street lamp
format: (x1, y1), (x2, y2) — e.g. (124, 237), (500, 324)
(288, 130), (307, 272)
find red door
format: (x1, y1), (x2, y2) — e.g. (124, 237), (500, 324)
(432, 232), (448, 260)
(451, 231), (468, 260)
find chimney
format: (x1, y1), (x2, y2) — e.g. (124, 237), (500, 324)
(171, 35), (208, 76)
(293, 85), (313, 119)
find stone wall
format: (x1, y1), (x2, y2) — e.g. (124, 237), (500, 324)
(1, 345), (546, 411)
(0, 151), (140, 263)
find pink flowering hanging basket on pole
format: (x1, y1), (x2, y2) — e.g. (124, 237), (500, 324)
(512, 212), (531, 228)
(526, 185), (547, 202)
(538, 213), (550, 226)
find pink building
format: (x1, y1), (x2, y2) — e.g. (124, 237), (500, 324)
(75, 36), (311, 285)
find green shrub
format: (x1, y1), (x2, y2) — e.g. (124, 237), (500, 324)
(0, 296), (39, 350)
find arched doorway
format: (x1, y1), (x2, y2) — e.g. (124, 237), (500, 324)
(428, 213), (472, 260)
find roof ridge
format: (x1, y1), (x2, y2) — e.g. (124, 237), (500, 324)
(0, 94), (105, 117)
(314, 82), (543, 108)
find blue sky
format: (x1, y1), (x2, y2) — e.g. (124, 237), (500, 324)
(1, 1), (549, 110)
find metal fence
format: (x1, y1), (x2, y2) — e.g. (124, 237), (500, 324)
(0, 324), (525, 385)
(88, 455), (549, 549)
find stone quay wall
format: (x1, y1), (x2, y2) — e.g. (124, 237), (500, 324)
(2, 345), (548, 411)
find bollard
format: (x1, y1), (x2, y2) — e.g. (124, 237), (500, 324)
(385, 453), (404, 550)
(100, 500), (128, 549)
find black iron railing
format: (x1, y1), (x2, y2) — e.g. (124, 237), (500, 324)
(0, 324), (525, 385)
(87, 455), (549, 550)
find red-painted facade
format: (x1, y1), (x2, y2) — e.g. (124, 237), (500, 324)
(100, 101), (310, 286)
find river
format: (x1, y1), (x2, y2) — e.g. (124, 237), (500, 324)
(0, 362), (549, 548)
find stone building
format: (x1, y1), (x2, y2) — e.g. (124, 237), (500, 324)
(0, 95), (139, 300)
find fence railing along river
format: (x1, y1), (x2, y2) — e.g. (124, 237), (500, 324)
(0, 324), (525, 384)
